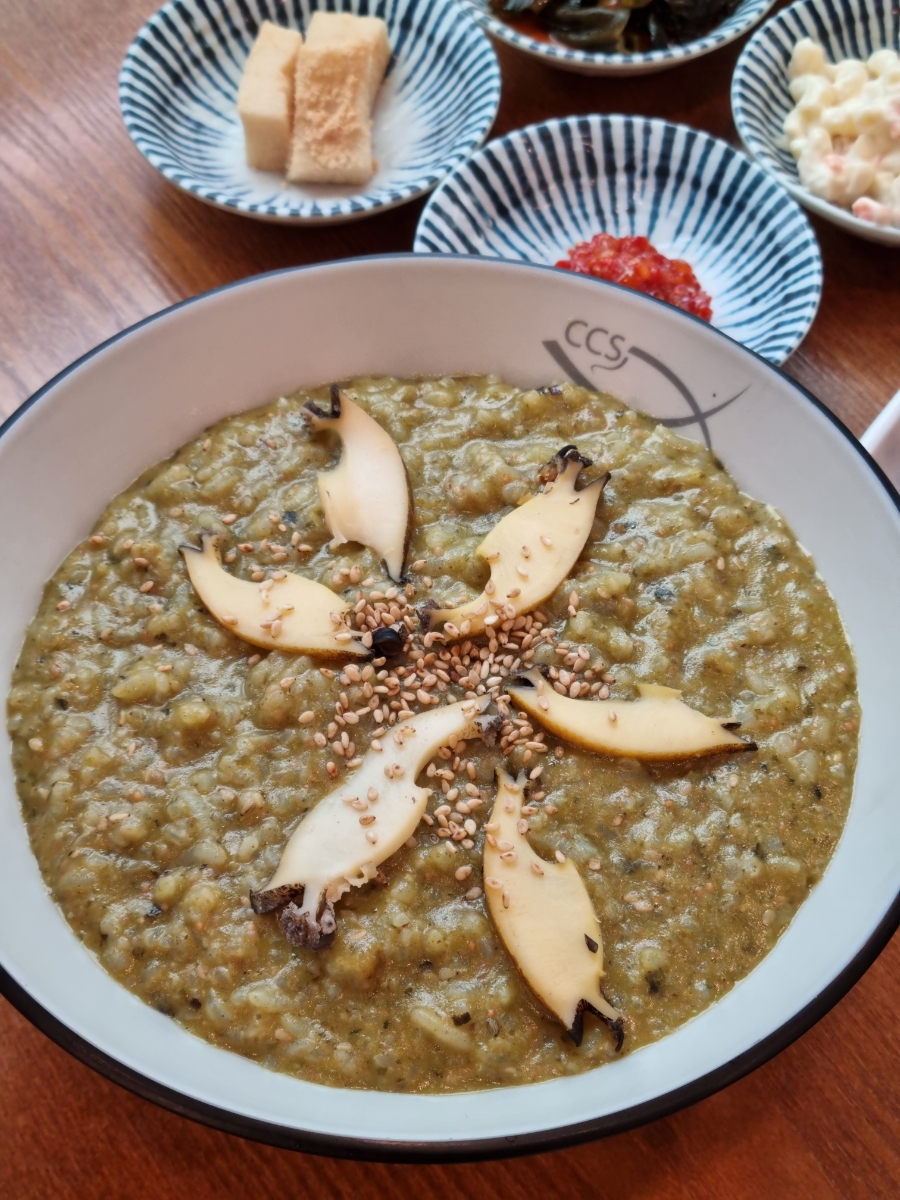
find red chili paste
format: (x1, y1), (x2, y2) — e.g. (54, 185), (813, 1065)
(556, 233), (713, 321)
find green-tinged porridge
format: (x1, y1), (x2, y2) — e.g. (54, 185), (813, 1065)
(7, 376), (858, 1092)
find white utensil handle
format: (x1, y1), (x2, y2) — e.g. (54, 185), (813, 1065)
(861, 389), (900, 489)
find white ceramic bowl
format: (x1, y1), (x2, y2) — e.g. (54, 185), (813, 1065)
(731, 0), (900, 246)
(414, 115), (822, 365)
(2, 256), (900, 1160)
(460, 0), (776, 76)
(119, 0), (500, 224)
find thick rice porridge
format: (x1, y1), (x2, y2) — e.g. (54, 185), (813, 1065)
(7, 377), (858, 1092)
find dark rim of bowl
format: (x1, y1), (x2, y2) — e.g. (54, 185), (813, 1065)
(2, 253), (898, 1163)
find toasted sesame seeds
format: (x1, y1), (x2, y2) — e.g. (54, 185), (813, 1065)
(465, 887), (483, 901)
(555, 850), (566, 864)
(28, 737), (43, 752)
(365, 829), (378, 844)
(222, 514), (237, 525)
(530, 861), (544, 876)
(139, 581), (155, 593)
(485, 876), (502, 890)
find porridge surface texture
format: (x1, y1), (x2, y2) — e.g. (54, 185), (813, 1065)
(8, 376), (858, 1093)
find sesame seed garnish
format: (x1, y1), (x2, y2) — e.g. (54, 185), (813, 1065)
(555, 851), (566, 863)
(540, 535), (553, 547)
(56, 600), (71, 612)
(222, 514), (237, 525)
(516, 566), (529, 579)
(455, 865), (472, 881)
(465, 887), (482, 900)
(139, 581), (155, 593)
(485, 876), (502, 890)
(530, 861), (544, 876)
(359, 815), (376, 826)
(28, 737), (43, 752)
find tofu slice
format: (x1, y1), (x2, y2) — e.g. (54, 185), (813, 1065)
(304, 12), (391, 110)
(287, 15), (391, 187)
(237, 21), (302, 173)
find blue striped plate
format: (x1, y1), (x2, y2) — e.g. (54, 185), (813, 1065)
(461, 0), (776, 76)
(732, 0), (900, 246)
(414, 115), (822, 364)
(119, 0), (500, 224)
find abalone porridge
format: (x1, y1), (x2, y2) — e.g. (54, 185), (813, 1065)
(7, 376), (858, 1094)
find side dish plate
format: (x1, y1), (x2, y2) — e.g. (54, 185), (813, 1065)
(2, 256), (900, 1160)
(732, 0), (900, 247)
(414, 115), (822, 365)
(460, 0), (776, 75)
(119, 0), (500, 224)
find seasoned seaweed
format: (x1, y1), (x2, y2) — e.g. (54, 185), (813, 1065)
(491, 0), (742, 52)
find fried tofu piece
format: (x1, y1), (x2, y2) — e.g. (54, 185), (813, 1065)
(287, 15), (390, 187)
(237, 21), (303, 172)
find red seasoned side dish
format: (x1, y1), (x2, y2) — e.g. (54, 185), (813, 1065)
(556, 233), (713, 321)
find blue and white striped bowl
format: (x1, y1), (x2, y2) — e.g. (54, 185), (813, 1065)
(119, 0), (500, 224)
(415, 115), (822, 364)
(461, 0), (776, 76)
(732, 0), (900, 246)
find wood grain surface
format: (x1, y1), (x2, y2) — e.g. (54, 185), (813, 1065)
(1, 1), (898, 1196)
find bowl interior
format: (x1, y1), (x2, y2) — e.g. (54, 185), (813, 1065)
(461, 0), (776, 75)
(732, 0), (900, 245)
(119, 0), (500, 223)
(2, 256), (900, 1156)
(415, 116), (821, 365)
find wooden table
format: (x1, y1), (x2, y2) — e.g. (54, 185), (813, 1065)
(2, 2), (898, 1195)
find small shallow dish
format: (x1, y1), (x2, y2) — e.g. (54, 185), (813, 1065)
(3, 255), (900, 1160)
(460, 0), (776, 76)
(119, 0), (500, 224)
(732, 0), (900, 247)
(861, 386), (900, 486)
(414, 115), (822, 365)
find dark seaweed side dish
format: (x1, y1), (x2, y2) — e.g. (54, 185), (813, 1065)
(491, 0), (742, 53)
